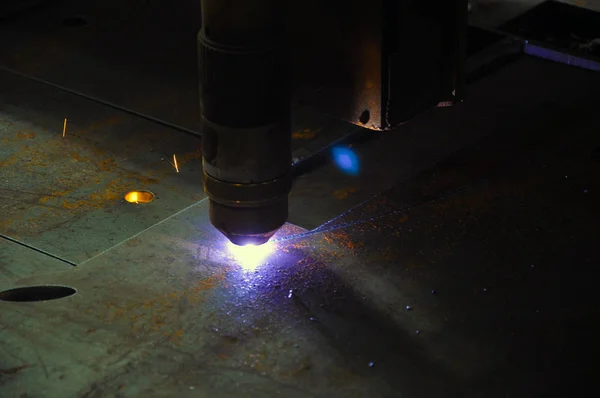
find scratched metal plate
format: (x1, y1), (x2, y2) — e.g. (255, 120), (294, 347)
(2, 120), (598, 396)
(0, 69), (206, 264)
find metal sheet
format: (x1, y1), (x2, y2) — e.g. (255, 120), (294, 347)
(290, 56), (600, 229)
(0, 198), (456, 397)
(2, 119), (598, 396)
(0, 69), (206, 264)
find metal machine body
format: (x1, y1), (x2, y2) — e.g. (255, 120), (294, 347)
(289, 0), (467, 129)
(199, 0), (468, 245)
(199, 0), (292, 246)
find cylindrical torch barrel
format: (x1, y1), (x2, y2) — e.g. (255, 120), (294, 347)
(198, 0), (292, 246)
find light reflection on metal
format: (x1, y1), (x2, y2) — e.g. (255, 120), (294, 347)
(124, 190), (155, 204)
(524, 42), (600, 72)
(227, 241), (274, 271)
(332, 146), (359, 175)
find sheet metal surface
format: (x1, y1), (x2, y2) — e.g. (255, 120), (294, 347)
(0, 239), (69, 290)
(2, 119), (598, 396)
(312, 56), (600, 231)
(0, 69), (205, 264)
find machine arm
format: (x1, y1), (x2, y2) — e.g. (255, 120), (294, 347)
(198, 0), (292, 246)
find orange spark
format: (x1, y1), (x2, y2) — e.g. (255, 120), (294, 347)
(62, 118), (67, 138)
(173, 154), (179, 173)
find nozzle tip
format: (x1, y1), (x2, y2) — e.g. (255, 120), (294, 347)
(225, 232), (275, 246)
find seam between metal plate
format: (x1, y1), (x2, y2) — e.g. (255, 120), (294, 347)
(78, 197), (209, 266)
(0, 65), (202, 139)
(0, 234), (77, 267)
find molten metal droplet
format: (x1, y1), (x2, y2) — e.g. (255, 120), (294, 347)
(124, 191), (154, 204)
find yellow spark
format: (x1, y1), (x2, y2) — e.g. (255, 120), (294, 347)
(173, 154), (179, 173)
(62, 118), (67, 138)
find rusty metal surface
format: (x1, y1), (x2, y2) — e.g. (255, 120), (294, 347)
(0, 69), (206, 264)
(2, 106), (599, 396)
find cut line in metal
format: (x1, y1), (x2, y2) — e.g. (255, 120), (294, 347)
(0, 234), (78, 267)
(0, 65), (202, 139)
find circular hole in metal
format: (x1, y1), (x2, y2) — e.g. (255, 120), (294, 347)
(62, 16), (88, 27)
(124, 190), (155, 204)
(359, 109), (370, 124)
(0, 285), (76, 302)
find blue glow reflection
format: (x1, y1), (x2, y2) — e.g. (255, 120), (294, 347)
(227, 241), (274, 271)
(332, 146), (359, 175)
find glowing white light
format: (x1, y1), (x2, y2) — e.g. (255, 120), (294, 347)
(227, 241), (274, 271)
